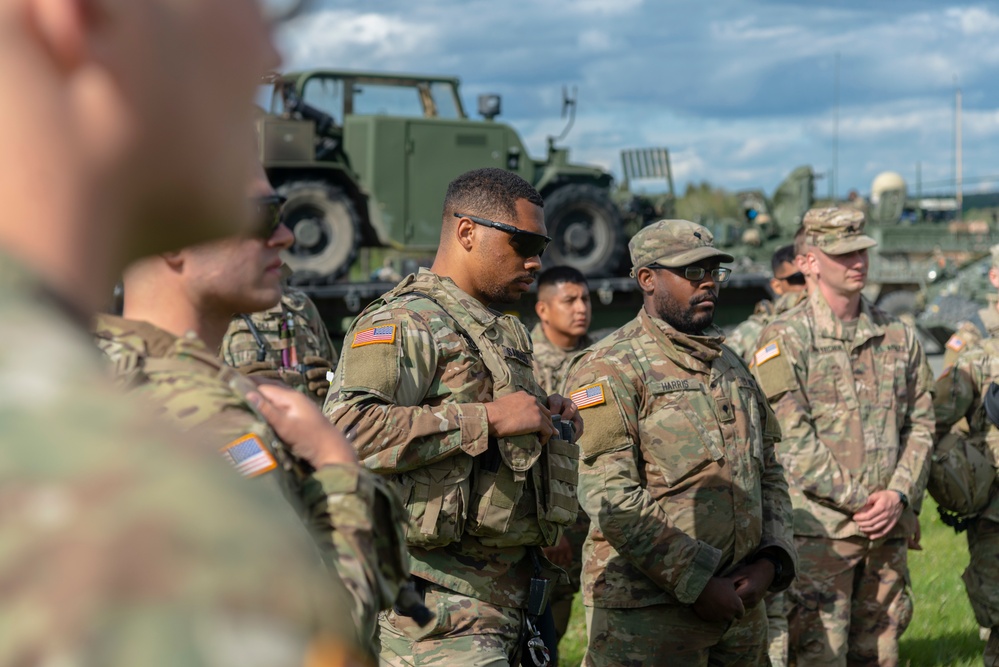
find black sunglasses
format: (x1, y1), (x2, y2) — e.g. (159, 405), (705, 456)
(254, 194), (287, 239)
(453, 213), (551, 259)
(776, 271), (806, 286)
(647, 264), (732, 283)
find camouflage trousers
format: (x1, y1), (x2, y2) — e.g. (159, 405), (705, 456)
(765, 590), (788, 667)
(788, 536), (909, 667)
(583, 600), (768, 667)
(549, 509), (589, 642)
(963, 519), (999, 666)
(378, 583), (527, 667)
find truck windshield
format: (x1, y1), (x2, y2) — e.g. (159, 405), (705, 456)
(351, 82), (424, 117)
(302, 77), (345, 125)
(430, 82), (461, 119)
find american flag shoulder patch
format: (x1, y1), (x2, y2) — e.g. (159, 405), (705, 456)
(221, 434), (277, 478)
(570, 383), (606, 410)
(946, 335), (965, 352)
(352, 324), (397, 348)
(754, 340), (781, 366)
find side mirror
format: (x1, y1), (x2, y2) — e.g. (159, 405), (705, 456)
(478, 94), (501, 120)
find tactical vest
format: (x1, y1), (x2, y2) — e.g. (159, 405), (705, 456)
(349, 273), (579, 550)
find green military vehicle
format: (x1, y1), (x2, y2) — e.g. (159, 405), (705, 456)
(258, 69), (674, 285)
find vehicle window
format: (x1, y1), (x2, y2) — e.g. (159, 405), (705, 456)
(430, 82), (461, 119)
(351, 83), (424, 117)
(302, 77), (345, 125)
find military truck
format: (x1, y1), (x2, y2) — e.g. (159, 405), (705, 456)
(258, 69), (674, 285)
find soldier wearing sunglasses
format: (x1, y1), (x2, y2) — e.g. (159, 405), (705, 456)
(565, 219), (795, 667)
(726, 244), (808, 364)
(325, 167), (583, 667)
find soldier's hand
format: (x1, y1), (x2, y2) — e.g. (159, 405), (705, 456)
(692, 577), (745, 623)
(547, 393), (584, 439)
(485, 391), (558, 444)
(729, 559), (775, 609)
(237, 359), (284, 382)
(543, 534), (573, 568)
(853, 490), (904, 540)
(248, 383), (358, 468)
(301, 355), (332, 399)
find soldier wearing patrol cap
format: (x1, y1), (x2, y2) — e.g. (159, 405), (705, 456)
(753, 207), (934, 666)
(940, 244), (999, 368)
(324, 167), (583, 667)
(565, 219), (795, 666)
(933, 243), (999, 667)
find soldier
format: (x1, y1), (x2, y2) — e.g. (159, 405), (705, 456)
(0, 0), (360, 664)
(941, 245), (999, 368)
(933, 257), (999, 666)
(531, 265), (595, 655)
(754, 207), (934, 666)
(565, 219), (796, 666)
(325, 167), (583, 667)
(726, 244), (807, 362)
(222, 278), (339, 404)
(93, 167), (413, 658)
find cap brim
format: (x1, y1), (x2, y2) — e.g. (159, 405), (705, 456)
(822, 235), (877, 255)
(650, 246), (735, 268)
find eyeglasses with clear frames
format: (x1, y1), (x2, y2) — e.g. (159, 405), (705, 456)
(646, 264), (732, 283)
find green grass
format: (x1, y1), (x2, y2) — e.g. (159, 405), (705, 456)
(556, 500), (983, 666)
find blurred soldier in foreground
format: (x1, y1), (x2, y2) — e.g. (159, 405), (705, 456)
(93, 168), (412, 659)
(532, 265), (594, 651)
(0, 0), (360, 664)
(932, 253), (999, 666)
(222, 271), (338, 404)
(325, 168), (583, 667)
(725, 244), (807, 362)
(941, 245), (999, 368)
(754, 208), (933, 666)
(566, 220), (795, 666)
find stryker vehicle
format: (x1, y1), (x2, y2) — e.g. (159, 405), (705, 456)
(258, 69), (675, 284)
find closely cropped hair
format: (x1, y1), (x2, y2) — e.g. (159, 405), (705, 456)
(442, 168), (544, 222)
(538, 266), (588, 291)
(771, 244), (796, 273)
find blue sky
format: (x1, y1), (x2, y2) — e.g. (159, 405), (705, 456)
(278, 0), (999, 199)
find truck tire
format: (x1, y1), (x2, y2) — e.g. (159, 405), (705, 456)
(543, 184), (625, 277)
(277, 181), (360, 284)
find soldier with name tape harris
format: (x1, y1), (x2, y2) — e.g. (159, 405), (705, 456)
(565, 219), (795, 666)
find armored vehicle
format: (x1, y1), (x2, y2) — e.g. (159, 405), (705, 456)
(258, 69), (673, 284)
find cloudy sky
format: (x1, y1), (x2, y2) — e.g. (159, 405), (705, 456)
(277, 0), (999, 199)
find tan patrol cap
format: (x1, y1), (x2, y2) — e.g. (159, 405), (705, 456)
(802, 207), (877, 255)
(629, 219), (734, 276)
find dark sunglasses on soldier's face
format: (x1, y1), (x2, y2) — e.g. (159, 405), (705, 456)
(453, 213), (551, 259)
(647, 263), (732, 283)
(775, 271), (806, 286)
(255, 194), (287, 239)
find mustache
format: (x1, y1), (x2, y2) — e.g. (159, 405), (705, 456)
(690, 292), (717, 306)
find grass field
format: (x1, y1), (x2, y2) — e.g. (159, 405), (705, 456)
(556, 500), (983, 666)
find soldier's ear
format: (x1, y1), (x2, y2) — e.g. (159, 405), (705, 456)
(453, 215), (476, 253)
(635, 267), (656, 294)
(161, 251), (185, 271)
(535, 299), (547, 321)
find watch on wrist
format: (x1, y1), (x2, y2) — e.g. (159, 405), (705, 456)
(894, 490), (910, 509)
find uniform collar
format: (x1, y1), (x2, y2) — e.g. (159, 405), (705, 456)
(639, 307), (724, 371)
(530, 322), (591, 355)
(808, 288), (884, 347)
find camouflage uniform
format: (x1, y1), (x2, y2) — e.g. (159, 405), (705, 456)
(222, 287), (338, 403)
(726, 291), (808, 363)
(324, 269), (579, 666)
(934, 331), (999, 666)
(531, 322), (594, 642)
(753, 209), (934, 667)
(566, 220), (796, 667)
(93, 314), (409, 657)
(943, 306), (999, 368)
(0, 255), (359, 666)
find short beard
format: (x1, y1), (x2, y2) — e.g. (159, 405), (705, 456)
(652, 291), (714, 335)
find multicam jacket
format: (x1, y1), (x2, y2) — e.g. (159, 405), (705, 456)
(726, 291), (807, 362)
(934, 334), (999, 522)
(565, 308), (795, 609)
(530, 323), (594, 395)
(754, 291), (935, 539)
(93, 314), (409, 652)
(0, 255), (355, 666)
(324, 269), (578, 609)
(942, 307), (999, 368)
(222, 287), (338, 399)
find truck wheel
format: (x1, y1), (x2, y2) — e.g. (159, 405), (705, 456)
(277, 181), (360, 284)
(543, 184), (625, 277)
